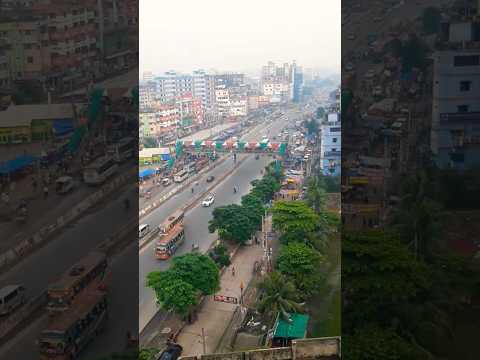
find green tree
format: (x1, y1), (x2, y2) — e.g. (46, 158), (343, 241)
(251, 174), (281, 203)
(209, 244), (231, 268)
(146, 270), (198, 315)
(276, 242), (326, 297)
(342, 230), (431, 330)
(171, 253), (220, 295)
(392, 172), (444, 259)
(400, 36), (428, 72)
(257, 272), (304, 321)
(304, 118), (319, 135)
(142, 137), (158, 148)
(343, 325), (430, 360)
(422, 7), (441, 35)
(209, 204), (257, 244)
(271, 201), (319, 244)
(316, 106), (325, 119)
(305, 175), (327, 213)
(241, 193), (264, 228)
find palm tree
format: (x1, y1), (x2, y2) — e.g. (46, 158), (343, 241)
(305, 175), (326, 213)
(257, 272), (304, 321)
(392, 171), (443, 260)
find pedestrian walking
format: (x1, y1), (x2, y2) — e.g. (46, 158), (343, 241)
(231, 266), (235, 277)
(32, 178), (37, 193)
(43, 185), (49, 198)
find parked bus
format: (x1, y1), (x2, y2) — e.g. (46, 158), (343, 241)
(159, 210), (184, 235)
(109, 137), (135, 163)
(155, 223), (185, 260)
(83, 156), (118, 185)
(173, 169), (188, 183)
(47, 251), (108, 313)
(38, 289), (108, 360)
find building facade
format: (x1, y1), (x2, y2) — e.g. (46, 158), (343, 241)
(320, 112), (341, 176)
(431, 18), (480, 170)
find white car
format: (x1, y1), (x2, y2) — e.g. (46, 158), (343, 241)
(202, 194), (215, 207)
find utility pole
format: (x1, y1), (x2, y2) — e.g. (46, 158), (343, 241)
(201, 328), (206, 354)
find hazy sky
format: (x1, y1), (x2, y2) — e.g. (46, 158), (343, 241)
(140, 0), (340, 77)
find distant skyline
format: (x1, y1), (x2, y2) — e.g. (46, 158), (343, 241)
(140, 0), (340, 77)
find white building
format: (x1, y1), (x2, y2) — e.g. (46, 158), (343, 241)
(320, 112), (341, 176)
(431, 19), (480, 170)
(215, 84), (230, 117)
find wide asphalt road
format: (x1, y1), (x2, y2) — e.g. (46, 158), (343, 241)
(0, 237), (138, 360)
(139, 109), (299, 331)
(0, 104), (301, 358)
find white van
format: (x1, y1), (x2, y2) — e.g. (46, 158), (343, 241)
(0, 284), (26, 315)
(139, 224), (150, 239)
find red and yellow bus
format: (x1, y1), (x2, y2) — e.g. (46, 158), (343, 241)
(155, 210), (185, 260)
(38, 289), (108, 360)
(47, 251), (108, 314)
(155, 223), (185, 260)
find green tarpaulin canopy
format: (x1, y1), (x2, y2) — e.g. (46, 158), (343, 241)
(175, 141), (183, 157)
(67, 126), (86, 152)
(273, 313), (309, 339)
(88, 88), (104, 123)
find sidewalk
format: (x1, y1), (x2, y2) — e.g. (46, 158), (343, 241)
(176, 243), (265, 356)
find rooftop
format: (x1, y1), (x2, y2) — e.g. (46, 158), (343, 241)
(0, 104), (76, 128)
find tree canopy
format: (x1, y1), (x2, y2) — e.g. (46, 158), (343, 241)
(147, 253), (220, 315)
(146, 270), (198, 315)
(342, 230), (431, 329)
(343, 325), (429, 360)
(209, 204), (257, 244)
(257, 271), (304, 321)
(276, 242), (326, 297)
(271, 201), (319, 243)
(422, 7), (441, 35)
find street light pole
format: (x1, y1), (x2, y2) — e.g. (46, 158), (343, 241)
(201, 327), (206, 354)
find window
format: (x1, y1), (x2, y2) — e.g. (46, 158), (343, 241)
(27, 56), (33, 64)
(457, 105), (469, 113)
(454, 55), (479, 67)
(460, 81), (471, 92)
(332, 138), (338, 143)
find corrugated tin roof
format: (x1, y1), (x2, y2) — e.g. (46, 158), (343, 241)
(0, 104), (75, 128)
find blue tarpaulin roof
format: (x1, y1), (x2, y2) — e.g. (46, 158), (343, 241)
(53, 119), (74, 136)
(139, 168), (155, 179)
(0, 155), (37, 175)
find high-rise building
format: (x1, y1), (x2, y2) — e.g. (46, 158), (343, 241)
(320, 112), (341, 176)
(431, 15), (480, 170)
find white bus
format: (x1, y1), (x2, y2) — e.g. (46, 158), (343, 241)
(109, 137), (135, 163)
(83, 156), (118, 185)
(173, 169), (188, 183)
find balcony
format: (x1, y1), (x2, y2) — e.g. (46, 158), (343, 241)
(323, 151), (341, 158)
(440, 112), (480, 124)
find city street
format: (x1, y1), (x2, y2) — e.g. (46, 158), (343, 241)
(139, 108), (299, 331)
(0, 105), (301, 359)
(0, 237), (138, 360)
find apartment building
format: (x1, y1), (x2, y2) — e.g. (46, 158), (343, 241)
(431, 17), (480, 170)
(320, 112), (341, 176)
(0, 13), (46, 87)
(215, 83), (230, 117)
